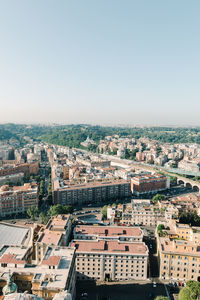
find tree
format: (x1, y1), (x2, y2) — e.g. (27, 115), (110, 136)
(179, 210), (200, 226)
(158, 224), (165, 232)
(39, 212), (49, 225)
(27, 206), (38, 221)
(155, 297), (170, 300)
(152, 194), (164, 203)
(47, 204), (73, 216)
(179, 280), (200, 300)
(102, 205), (107, 219)
(170, 176), (177, 185)
(157, 224), (166, 236)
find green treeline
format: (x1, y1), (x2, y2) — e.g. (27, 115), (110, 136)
(1, 124), (200, 147)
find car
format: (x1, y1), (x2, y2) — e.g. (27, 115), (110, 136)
(153, 282), (157, 288)
(81, 293), (88, 297)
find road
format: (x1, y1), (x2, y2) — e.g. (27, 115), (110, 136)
(76, 280), (169, 300)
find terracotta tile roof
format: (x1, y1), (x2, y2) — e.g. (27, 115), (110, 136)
(0, 253), (25, 264)
(71, 240), (147, 254)
(75, 226), (142, 237)
(42, 256), (61, 266)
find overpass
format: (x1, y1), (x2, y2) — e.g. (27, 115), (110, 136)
(176, 176), (200, 192)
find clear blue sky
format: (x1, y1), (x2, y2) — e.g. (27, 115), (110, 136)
(0, 0), (200, 126)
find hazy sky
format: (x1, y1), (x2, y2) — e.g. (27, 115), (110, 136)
(0, 1), (200, 126)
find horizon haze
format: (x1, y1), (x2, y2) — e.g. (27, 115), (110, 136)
(0, 1), (200, 126)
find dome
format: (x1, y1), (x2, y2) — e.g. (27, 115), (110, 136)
(3, 272), (18, 295)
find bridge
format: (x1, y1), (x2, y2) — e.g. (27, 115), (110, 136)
(176, 176), (200, 192)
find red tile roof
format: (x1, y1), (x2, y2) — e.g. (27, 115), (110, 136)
(42, 256), (61, 266)
(75, 226), (142, 237)
(71, 240), (147, 254)
(0, 254), (25, 264)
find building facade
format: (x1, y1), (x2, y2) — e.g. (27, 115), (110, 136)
(0, 183), (38, 217)
(53, 180), (131, 205)
(131, 174), (170, 195)
(70, 239), (148, 281)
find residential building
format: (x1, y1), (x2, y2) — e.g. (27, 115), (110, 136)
(0, 162), (39, 177)
(131, 174), (170, 195)
(53, 180), (131, 206)
(0, 183), (38, 217)
(159, 237), (200, 282)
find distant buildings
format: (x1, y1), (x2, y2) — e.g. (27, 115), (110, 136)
(178, 159), (200, 173)
(119, 199), (163, 226)
(0, 162), (39, 177)
(80, 136), (96, 148)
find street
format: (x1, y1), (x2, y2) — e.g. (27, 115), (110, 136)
(76, 280), (169, 300)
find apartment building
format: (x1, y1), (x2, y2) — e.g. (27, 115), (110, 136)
(73, 225), (143, 242)
(131, 207), (161, 226)
(0, 183), (38, 217)
(131, 174), (170, 195)
(53, 180), (131, 206)
(164, 205), (179, 221)
(0, 162), (39, 177)
(70, 239), (148, 281)
(0, 173), (24, 185)
(159, 237), (200, 281)
(76, 157), (111, 168)
(162, 220), (200, 244)
(120, 199), (162, 227)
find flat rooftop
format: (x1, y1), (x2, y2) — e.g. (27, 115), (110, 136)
(41, 246), (74, 269)
(56, 179), (129, 191)
(0, 223), (30, 248)
(38, 229), (62, 245)
(46, 215), (70, 231)
(0, 246), (75, 290)
(160, 237), (200, 255)
(71, 240), (148, 255)
(75, 225), (142, 237)
(131, 173), (167, 181)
